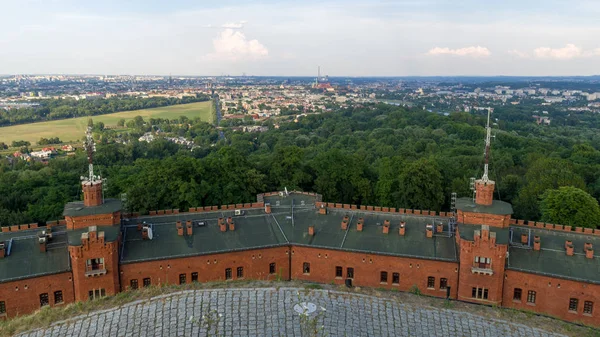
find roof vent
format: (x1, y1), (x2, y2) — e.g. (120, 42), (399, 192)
(0, 241), (5, 259)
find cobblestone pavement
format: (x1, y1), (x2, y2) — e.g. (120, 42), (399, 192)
(18, 287), (566, 337)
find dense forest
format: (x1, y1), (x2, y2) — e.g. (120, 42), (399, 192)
(1, 103), (599, 228)
(0, 94), (210, 126)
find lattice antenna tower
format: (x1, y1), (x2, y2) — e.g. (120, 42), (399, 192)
(82, 126), (98, 182)
(469, 177), (476, 202)
(481, 108), (492, 182)
(450, 192), (457, 213)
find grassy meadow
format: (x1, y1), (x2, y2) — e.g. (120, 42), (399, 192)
(0, 101), (213, 146)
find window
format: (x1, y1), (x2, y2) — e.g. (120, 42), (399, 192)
(392, 273), (400, 284)
(380, 271), (388, 283)
(130, 279), (138, 290)
(54, 291), (63, 304)
(179, 273), (186, 285)
(86, 258), (105, 271)
(303, 262), (310, 274)
(237, 267), (244, 278)
(88, 289), (106, 300)
(474, 256), (491, 269)
(569, 298), (579, 312)
(427, 277), (435, 289)
(584, 301), (593, 315)
(440, 278), (447, 290)
(335, 266), (343, 278)
(191, 272), (198, 282)
(347, 267), (354, 279)
(0, 301), (5, 315)
(527, 291), (536, 304)
(269, 263), (276, 275)
(39, 293), (49, 307)
(472, 287), (489, 300)
(143, 278), (151, 287)
(225, 268), (232, 280)
(513, 288), (522, 301)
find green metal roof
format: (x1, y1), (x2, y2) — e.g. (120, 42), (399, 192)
(120, 193), (458, 263)
(459, 223), (510, 245)
(0, 227), (70, 283)
(455, 197), (513, 215)
(63, 198), (122, 217)
(507, 226), (600, 284)
(67, 225), (121, 246)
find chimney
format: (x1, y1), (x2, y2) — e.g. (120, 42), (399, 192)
(520, 233), (527, 244)
(436, 223), (443, 233)
(186, 221), (193, 235)
(533, 236), (540, 251)
(218, 218), (226, 232)
(383, 220), (390, 234)
(565, 240), (572, 249)
(319, 204), (327, 215)
(399, 222), (406, 236)
(566, 242), (574, 256)
(341, 220), (348, 230)
(176, 221), (183, 236)
(357, 218), (364, 232)
(228, 221), (235, 231)
(39, 236), (47, 253)
(585, 243), (594, 259)
(0, 242), (5, 258)
(308, 226), (315, 236)
(426, 224), (433, 238)
(142, 226), (149, 240)
(137, 222), (143, 231)
(265, 203), (272, 214)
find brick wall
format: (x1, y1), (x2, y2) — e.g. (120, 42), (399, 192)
(0, 272), (74, 318)
(68, 229), (121, 302)
(119, 247), (290, 289)
(503, 270), (600, 326)
(456, 210), (511, 228)
(290, 246), (459, 299)
(65, 211), (121, 230)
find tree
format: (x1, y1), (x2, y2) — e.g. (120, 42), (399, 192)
(540, 187), (600, 228)
(117, 119), (126, 127)
(398, 158), (445, 211)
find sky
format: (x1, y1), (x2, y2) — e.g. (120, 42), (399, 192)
(1, 0), (599, 76)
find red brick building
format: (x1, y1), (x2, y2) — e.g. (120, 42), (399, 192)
(0, 130), (598, 327)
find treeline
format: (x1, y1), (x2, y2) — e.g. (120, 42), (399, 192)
(0, 94), (210, 127)
(1, 103), (599, 228)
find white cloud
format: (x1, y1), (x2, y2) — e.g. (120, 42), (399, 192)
(426, 46), (491, 57)
(221, 20), (247, 29)
(207, 29), (268, 61)
(510, 44), (600, 60)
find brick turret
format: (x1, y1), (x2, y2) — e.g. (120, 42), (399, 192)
(82, 180), (103, 207)
(475, 179), (494, 206)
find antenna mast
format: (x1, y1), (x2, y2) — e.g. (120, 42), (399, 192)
(83, 126), (97, 182)
(482, 108), (492, 182)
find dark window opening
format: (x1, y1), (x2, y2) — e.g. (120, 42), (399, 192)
(191, 272), (198, 282)
(225, 268), (232, 280)
(39, 293), (49, 307)
(179, 273), (186, 285)
(130, 279), (138, 290)
(513, 288), (522, 301)
(427, 277), (435, 289)
(303, 262), (310, 274)
(237, 267), (244, 278)
(380, 271), (388, 283)
(269, 263), (276, 275)
(440, 278), (447, 290)
(347, 267), (354, 279)
(87, 289), (106, 301)
(392, 273), (400, 284)
(143, 278), (151, 287)
(54, 291), (63, 304)
(0, 301), (5, 315)
(335, 266), (343, 278)
(86, 258), (105, 272)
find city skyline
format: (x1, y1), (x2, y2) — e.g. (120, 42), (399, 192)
(1, 0), (600, 76)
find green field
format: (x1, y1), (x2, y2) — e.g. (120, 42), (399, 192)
(0, 101), (213, 146)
